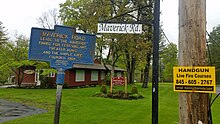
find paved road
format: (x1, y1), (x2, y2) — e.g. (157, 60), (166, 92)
(0, 99), (47, 123)
(217, 86), (220, 93)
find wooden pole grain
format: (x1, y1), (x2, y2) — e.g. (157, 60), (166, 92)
(178, 0), (209, 124)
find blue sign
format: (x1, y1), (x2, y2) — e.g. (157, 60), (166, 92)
(29, 25), (96, 70)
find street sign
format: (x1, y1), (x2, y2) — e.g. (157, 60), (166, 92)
(173, 66), (216, 93)
(112, 77), (125, 86)
(29, 25), (96, 70)
(97, 23), (142, 34)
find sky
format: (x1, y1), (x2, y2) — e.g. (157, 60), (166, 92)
(161, 0), (220, 45)
(0, 0), (220, 45)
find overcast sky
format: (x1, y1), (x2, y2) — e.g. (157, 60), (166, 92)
(0, 0), (220, 45)
(161, 0), (220, 45)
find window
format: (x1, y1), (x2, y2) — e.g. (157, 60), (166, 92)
(76, 70), (85, 82)
(91, 71), (98, 81)
(35, 70), (40, 82)
(47, 72), (55, 77)
(101, 71), (105, 80)
(117, 72), (122, 77)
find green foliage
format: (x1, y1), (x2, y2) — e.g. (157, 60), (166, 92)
(208, 25), (220, 83)
(131, 85), (138, 94)
(59, 0), (154, 84)
(128, 93), (144, 99)
(95, 84), (143, 100)
(100, 85), (107, 94)
(40, 68), (57, 76)
(160, 43), (178, 82)
(103, 72), (111, 85)
(60, 0), (112, 33)
(0, 34), (30, 84)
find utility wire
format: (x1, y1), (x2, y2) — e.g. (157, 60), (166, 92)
(211, 93), (220, 106)
(206, 30), (220, 47)
(207, 32), (220, 107)
(160, 27), (177, 53)
(206, 37), (213, 124)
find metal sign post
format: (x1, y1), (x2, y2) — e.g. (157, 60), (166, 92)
(28, 25), (96, 124)
(54, 84), (63, 124)
(97, 1), (160, 123)
(54, 68), (65, 124)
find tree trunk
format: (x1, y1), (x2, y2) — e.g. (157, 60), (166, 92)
(179, 0), (209, 124)
(124, 49), (131, 84)
(130, 56), (136, 84)
(142, 51), (151, 88)
(142, 64), (149, 88)
(17, 68), (21, 88)
(141, 69), (143, 83)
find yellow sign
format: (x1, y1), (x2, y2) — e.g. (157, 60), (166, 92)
(173, 66), (216, 93)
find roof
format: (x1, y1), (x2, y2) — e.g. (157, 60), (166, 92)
(72, 63), (125, 72)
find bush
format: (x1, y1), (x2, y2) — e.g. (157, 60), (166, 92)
(112, 90), (124, 98)
(128, 93), (144, 99)
(100, 85), (107, 94)
(131, 85), (138, 94)
(93, 85), (144, 100)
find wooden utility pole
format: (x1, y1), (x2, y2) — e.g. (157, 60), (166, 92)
(179, 0), (209, 124)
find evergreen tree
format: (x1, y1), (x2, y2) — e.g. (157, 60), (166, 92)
(0, 21), (8, 44)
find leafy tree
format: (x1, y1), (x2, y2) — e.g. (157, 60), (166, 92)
(59, 0), (153, 84)
(159, 42), (177, 82)
(0, 34), (49, 87)
(60, 0), (112, 33)
(0, 35), (31, 86)
(0, 22), (9, 83)
(207, 25), (220, 83)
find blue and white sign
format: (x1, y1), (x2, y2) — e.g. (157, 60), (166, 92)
(29, 25), (96, 70)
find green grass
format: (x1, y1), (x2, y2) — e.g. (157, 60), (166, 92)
(0, 83), (219, 124)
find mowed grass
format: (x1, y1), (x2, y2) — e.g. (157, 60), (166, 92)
(0, 83), (219, 124)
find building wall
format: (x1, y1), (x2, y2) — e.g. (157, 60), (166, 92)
(17, 68), (123, 87)
(15, 67), (36, 86)
(65, 69), (101, 87)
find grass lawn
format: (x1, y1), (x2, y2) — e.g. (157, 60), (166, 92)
(0, 83), (219, 124)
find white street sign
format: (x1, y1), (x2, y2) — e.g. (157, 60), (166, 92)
(97, 23), (142, 34)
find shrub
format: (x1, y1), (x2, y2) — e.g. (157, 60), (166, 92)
(131, 85), (138, 94)
(112, 90), (125, 98)
(100, 85), (107, 94)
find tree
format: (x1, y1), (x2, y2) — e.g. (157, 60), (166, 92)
(0, 22), (9, 83)
(0, 21), (8, 44)
(59, 0), (153, 84)
(207, 25), (220, 83)
(37, 8), (63, 29)
(1, 35), (31, 87)
(159, 42), (177, 82)
(0, 34), (47, 87)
